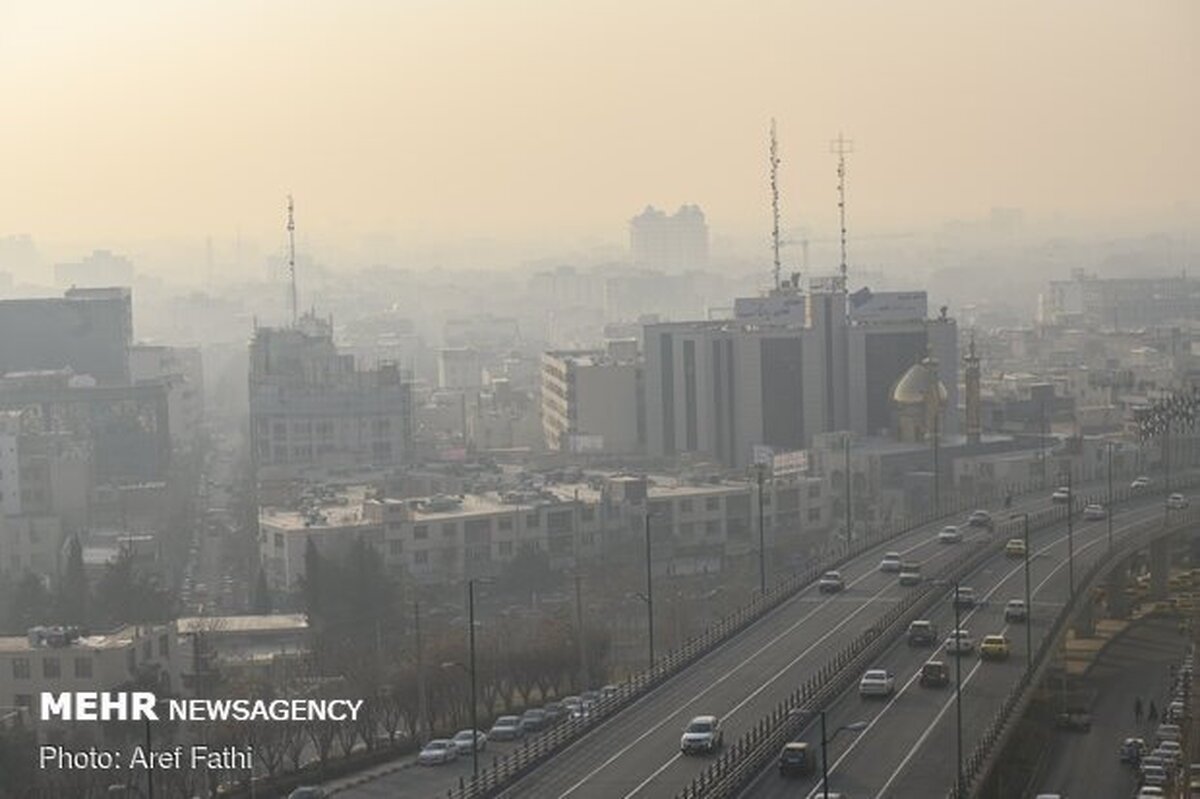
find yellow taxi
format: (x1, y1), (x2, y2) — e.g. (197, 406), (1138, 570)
(979, 634), (1011, 660)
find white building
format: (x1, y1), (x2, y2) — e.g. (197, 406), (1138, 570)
(258, 486), (384, 590)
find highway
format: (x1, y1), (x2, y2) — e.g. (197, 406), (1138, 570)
(481, 492), (1082, 799)
(740, 497), (1174, 799)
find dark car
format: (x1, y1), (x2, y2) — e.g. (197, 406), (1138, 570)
(919, 660), (950, 688)
(907, 619), (938, 646)
(778, 741), (815, 775)
(967, 510), (993, 529)
(1055, 708), (1092, 732)
(520, 708), (549, 732)
(543, 702), (566, 724)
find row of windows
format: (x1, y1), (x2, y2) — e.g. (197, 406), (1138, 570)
(11, 656), (92, 679)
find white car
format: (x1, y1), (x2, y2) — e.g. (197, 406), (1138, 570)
(878, 552), (902, 572)
(1004, 599), (1028, 622)
(451, 729), (487, 754)
(945, 629), (974, 655)
(818, 571), (846, 593)
(680, 715), (723, 754)
(1167, 493), (1189, 510)
(938, 525), (963, 544)
(418, 739), (459, 765)
(1156, 722), (1181, 743)
(1051, 486), (1071, 503)
(1082, 503), (1106, 520)
(1131, 475), (1152, 490)
(859, 669), (896, 697)
(1136, 788), (1165, 798)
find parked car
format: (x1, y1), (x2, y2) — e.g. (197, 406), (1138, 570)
(542, 702), (566, 724)
(519, 708), (549, 733)
(945, 629), (974, 655)
(907, 619), (939, 646)
(418, 739), (459, 765)
(778, 741), (815, 775)
(919, 660), (950, 688)
(967, 509), (993, 529)
(859, 669), (896, 697)
(953, 587), (977, 609)
(938, 525), (963, 544)
(1167, 493), (1189, 510)
(1005, 538), (1027, 558)
(898, 563), (922, 586)
(488, 715), (524, 741)
(979, 634), (1011, 660)
(451, 729), (487, 754)
(1156, 722), (1181, 743)
(1082, 503), (1106, 520)
(680, 715), (723, 754)
(819, 571), (846, 593)
(1004, 599), (1028, 623)
(1131, 475), (1152, 489)
(878, 552), (902, 572)
(1052, 486), (1072, 503)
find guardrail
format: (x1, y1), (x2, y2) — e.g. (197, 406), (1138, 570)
(670, 475), (1200, 799)
(950, 489), (1200, 797)
(433, 473), (1164, 799)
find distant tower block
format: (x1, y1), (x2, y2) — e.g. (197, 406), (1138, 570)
(964, 333), (982, 444)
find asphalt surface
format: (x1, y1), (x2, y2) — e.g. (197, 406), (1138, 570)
(739, 499), (1174, 799)
(1038, 617), (1188, 798)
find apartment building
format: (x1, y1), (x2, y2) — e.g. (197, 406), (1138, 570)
(258, 486), (384, 590)
(541, 340), (643, 454)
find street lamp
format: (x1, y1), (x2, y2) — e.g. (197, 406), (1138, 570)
(753, 462), (768, 596)
(819, 710), (867, 798)
(643, 511), (656, 669)
(953, 581), (964, 798)
(1011, 513), (1033, 672)
(1106, 441), (1115, 551)
(447, 578), (491, 779)
(1063, 469), (1075, 597)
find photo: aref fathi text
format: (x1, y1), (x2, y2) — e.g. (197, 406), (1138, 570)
(41, 744), (253, 771)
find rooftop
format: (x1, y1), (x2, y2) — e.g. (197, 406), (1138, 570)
(176, 614), (308, 635)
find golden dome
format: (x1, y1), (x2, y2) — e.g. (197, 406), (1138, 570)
(892, 357), (948, 405)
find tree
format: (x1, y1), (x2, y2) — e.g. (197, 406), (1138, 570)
(55, 536), (87, 626)
(6, 572), (51, 633)
(252, 568), (272, 614)
(93, 549), (172, 627)
(497, 545), (559, 604)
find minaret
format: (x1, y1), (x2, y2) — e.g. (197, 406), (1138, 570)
(964, 332), (982, 444)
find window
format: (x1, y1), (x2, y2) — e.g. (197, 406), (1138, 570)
(808, 507), (822, 522)
(808, 483), (821, 498)
(42, 657), (60, 679)
(705, 497), (720, 511)
(413, 525), (429, 540)
(680, 499), (694, 513)
(442, 522), (458, 538)
(413, 551), (429, 565)
(581, 507), (595, 522)
(498, 541), (513, 556)
(705, 520), (721, 537)
(498, 518), (513, 532)
(679, 522), (695, 538)
(12, 658), (29, 679)
(526, 514), (539, 528)
(390, 540), (404, 556)
(74, 657), (92, 679)
(274, 533), (283, 548)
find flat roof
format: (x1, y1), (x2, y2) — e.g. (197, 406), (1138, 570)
(176, 614), (308, 634)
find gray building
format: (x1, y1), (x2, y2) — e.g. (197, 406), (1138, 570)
(630, 205), (709, 272)
(0, 287), (132, 385)
(250, 313), (413, 482)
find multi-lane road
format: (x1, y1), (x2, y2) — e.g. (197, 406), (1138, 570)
(334, 481), (1166, 799)
(741, 499), (1173, 799)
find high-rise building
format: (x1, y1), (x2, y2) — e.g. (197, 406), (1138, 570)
(541, 340), (643, 454)
(630, 205), (710, 272)
(0, 287), (132, 385)
(249, 312), (413, 481)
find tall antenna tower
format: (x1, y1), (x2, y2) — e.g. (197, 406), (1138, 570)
(769, 119), (782, 290)
(830, 132), (854, 291)
(286, 194), (298, 326)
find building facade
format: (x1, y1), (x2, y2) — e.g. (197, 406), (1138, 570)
(0, 287), (133, 385)
(541, 342), (644, 454)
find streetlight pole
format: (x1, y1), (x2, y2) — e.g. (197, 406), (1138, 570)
(467, 580), (479, 779)
(1066, 469), (1075, 597)
(819, 709), (867, 798)
(844, 434), (852, 542)
(1107, 442), (1114, 551)
(644, 511), (655, 669)
(755, 463), (767, 595)
(954, 581), (964, 798)
(1013, 513), (1033, 672)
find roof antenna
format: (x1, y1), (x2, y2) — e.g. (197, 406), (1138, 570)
(287, 194), (298, 326)
(830, 132), (854, 292)
(769, 119), (782, 291)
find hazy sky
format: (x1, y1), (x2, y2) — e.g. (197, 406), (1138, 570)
(1, 1), (1196, 253)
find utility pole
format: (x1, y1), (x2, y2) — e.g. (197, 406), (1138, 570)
(1066, 469), (1075, 597)
(1107, 442), (1115, 551)
(756, 462), (767, 595)
(932, 408), (941, 513)
(414, 601), (427, 741)
(644, 512), (655, 669)
(844, 434), (852, 542)
(1014, 513), (1033, 672)
(575, 571), (588, 690)
(954, 581), (964, 798)
(468, 581), (479, 778)
(1040, 398), (1048, 489)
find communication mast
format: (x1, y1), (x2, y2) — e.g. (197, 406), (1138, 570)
(769, 119), (782, 290)
(830, 132), (854, 292)
(286, 194), (298, 326)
